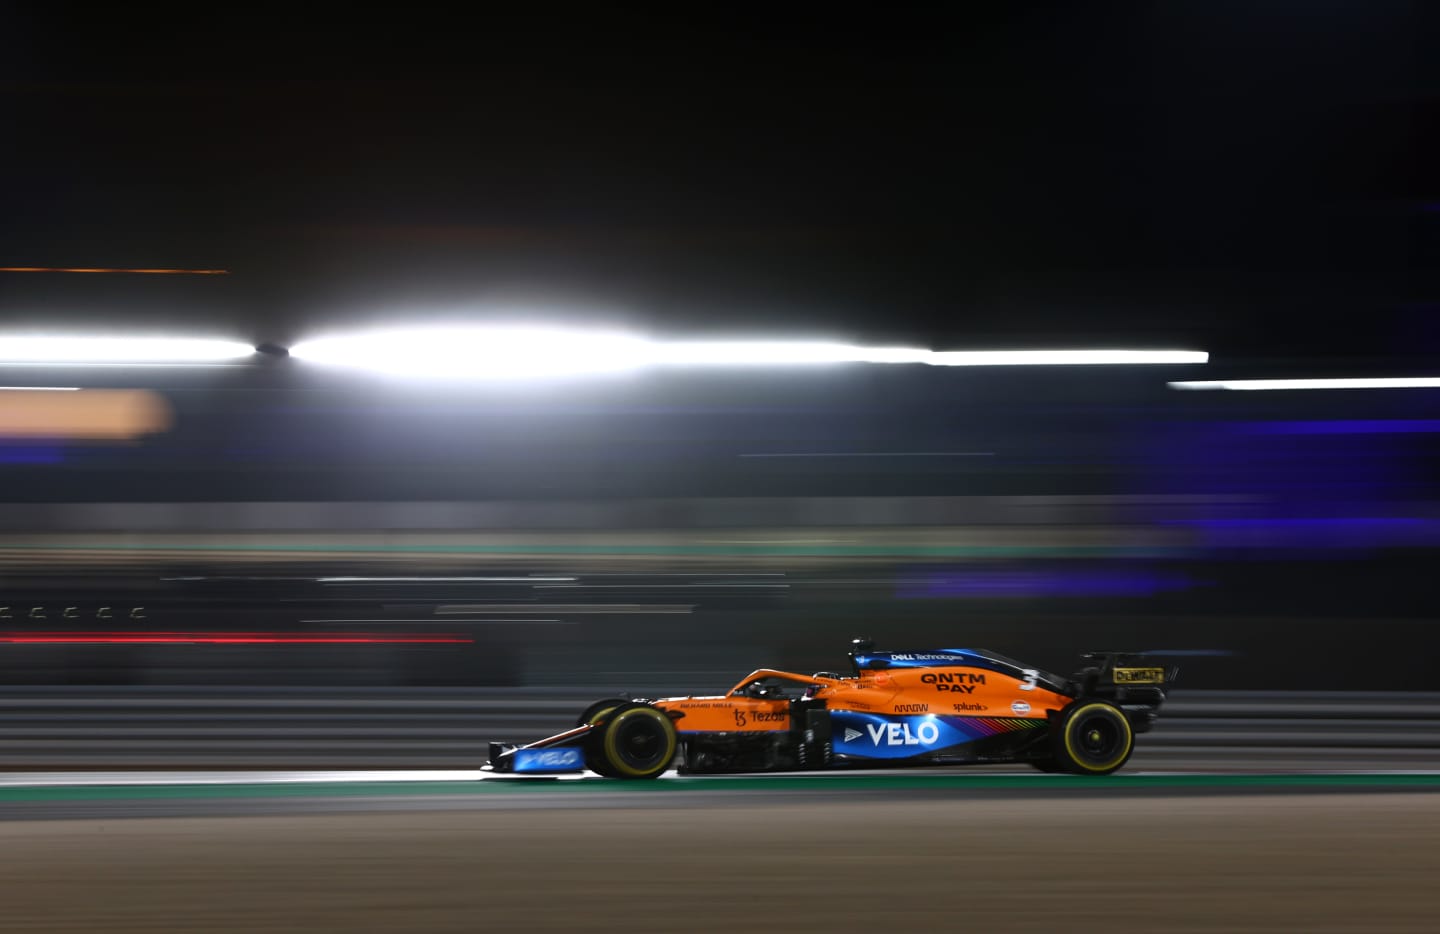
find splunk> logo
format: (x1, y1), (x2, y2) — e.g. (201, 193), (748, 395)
(865, 721), (941, 747)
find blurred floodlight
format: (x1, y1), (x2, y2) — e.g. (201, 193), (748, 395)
(929, 350), (1208, 366)
(289, 327), (653, 378)
(654, 341), (932, 366)
(288, 327), (1208, 378)
(0, 336), (255, 364)
(1170, 377), (1440, 391)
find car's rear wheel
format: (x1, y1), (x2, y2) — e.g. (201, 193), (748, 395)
(585, 703), (677, 779)
(1052, 701), (1134, 775)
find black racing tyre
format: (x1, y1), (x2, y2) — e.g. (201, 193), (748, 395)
(577, 701), (624, 776)
(575, 699), (623, 728)
(584, 702), (677, 780)
(584, 749), (619, 778)
(1052, 700), (1134, 775)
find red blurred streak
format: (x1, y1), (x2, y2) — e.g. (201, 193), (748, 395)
(0, 267), (229, 275)
(0, 632), (472, 644)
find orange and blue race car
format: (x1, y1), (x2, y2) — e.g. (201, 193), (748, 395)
(485, 639), (1177, 779)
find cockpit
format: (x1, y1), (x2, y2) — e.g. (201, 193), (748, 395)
(730, 671), (827, 701)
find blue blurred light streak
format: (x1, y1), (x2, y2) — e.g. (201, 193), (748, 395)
(897, 568), (1194, 599)
(0, 443), (64, 464)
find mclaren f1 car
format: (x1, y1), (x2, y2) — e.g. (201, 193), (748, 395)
(485, 639), (1177, 778)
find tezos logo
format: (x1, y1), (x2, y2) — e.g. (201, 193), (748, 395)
(1010, 701), (1031, 715)
(865, 721), (941, 747)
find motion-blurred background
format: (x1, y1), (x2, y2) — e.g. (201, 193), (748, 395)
(1, 361), (1435, 692)
(0, 6), (1434, 768)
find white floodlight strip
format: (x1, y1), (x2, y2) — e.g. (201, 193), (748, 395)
(0, 386), (80, 391)
(1170, 378), (1440, 391)
(0, 337), (256, 364)
(653, 341), (934, 366)
(288, 328), (650, 378)
(929, 349), (1208, 366)
(288, 327), (1208, 377)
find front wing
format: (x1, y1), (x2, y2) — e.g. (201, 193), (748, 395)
(487, 724), (592, 775)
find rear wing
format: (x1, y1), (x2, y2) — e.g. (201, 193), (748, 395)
(1072, 651), (1179, 698)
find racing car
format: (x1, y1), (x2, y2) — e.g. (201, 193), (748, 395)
(486, 639), (1176, 778)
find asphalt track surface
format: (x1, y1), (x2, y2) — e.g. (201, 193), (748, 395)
(2, 770), (1440, 932)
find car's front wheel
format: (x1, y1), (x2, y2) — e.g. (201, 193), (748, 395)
(584, 703), (677, 779)
(575, 699), (623, 728)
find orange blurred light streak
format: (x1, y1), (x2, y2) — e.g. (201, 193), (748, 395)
(0, 632), (473, 645)
(0, 389), (172, 439)
(0, 267), (229, 275)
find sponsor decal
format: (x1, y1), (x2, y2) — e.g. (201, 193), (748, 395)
(733, 709), (786, 728)
(866, 720), (942, 747)
(1113, 667), (1165, 684)
(1011, 700), (1031, 715)
(951, 702), (986, 712)
(920, 672), (986, 693)
(894, 703), (929, 713)
(830, 712), (1045, 759)
(893, 653), (962, 662)
(513, 747), (584, 772)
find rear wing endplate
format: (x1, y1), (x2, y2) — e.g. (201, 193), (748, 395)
(1078, 651), (1180, 686)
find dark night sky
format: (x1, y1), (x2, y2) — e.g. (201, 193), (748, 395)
(0, 5), (1433, 365)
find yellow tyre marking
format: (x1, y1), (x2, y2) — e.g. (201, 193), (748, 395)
(585, 705), (619, 725)
(602, 707), (677, 778)
(1062, 702), (1133, 773)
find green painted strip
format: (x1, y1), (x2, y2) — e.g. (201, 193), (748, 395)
(1, 772), (1437, 803)
(10, 542), (1180, 559)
